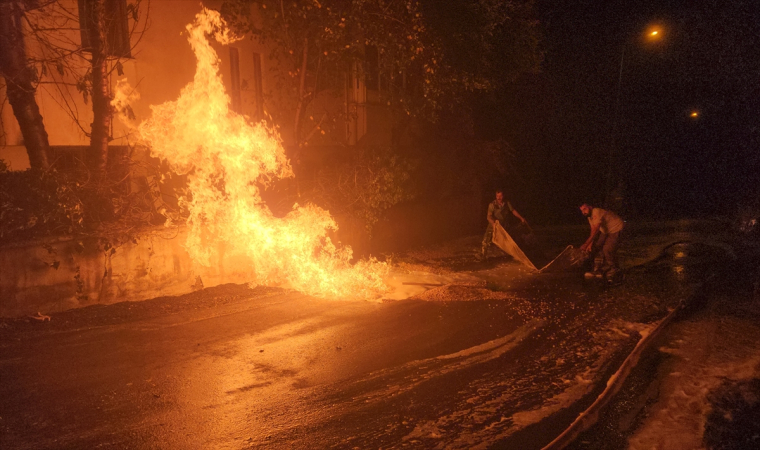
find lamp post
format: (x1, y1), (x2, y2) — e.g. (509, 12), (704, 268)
(606, 26), (663, 201)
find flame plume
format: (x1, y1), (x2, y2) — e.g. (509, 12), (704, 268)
(134, 8), (388, 299)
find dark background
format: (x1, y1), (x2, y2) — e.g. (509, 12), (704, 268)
(475, 0), (760, 224)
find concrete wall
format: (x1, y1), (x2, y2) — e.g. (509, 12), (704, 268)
(0, 227), (254, 318)
(0, 194), (481, 317)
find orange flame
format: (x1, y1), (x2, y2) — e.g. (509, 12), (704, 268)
(128, 7), (388, 299)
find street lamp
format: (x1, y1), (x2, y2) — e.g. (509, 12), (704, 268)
(607, 24), (664, 201)
(647, 27), (662, 40)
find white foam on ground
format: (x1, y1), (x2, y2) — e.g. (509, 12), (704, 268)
(381, 270), (484, 301)
(628, 314), (760, 450)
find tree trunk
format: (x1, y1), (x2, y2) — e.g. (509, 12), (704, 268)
(0, 1), (51, 172)
(84, 0), (111, 179)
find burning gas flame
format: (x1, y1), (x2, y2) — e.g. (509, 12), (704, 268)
(118, 7), (388, 299)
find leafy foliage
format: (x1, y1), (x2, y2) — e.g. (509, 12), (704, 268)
(302, 145), (416, 233)
(0, 154), (174, 246)
(220, 0), (542, 145)
(0, 163), (84, 242)
(219, 0), (541, 235)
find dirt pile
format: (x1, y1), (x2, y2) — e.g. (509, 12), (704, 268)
(413, 283), (515, 302)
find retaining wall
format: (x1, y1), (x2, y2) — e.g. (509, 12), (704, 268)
(0, 228), (254, 318)
(0, 194), (482, 317)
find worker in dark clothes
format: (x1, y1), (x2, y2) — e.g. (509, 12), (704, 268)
(481, 190), (528, 260)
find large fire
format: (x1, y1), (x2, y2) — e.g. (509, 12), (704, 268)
(117, 8), (388, 299)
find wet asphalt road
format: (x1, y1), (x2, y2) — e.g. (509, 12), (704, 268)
(0, 229), (731, 449)
(566, 237), (760, 450)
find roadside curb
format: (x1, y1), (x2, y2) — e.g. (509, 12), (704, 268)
(541, 292), (691, 450)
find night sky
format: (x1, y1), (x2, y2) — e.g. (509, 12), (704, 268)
(480, 0), (760, 223)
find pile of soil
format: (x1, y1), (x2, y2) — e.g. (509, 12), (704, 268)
(413, 283), (515, 302)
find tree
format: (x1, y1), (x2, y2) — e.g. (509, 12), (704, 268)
(220, 0), (542, 150)
(221, 0), (425, 150)
(80, 0), (111, 178)
(1, 0), (145, 178)
(219, 0), (541, 235)
(0, 0), (158, 241)
(0, 0), (51, 172)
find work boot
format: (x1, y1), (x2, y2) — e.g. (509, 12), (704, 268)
(606, 268), (620, 283)
(583, 270), (604, 279)
(584, 266), (605, 279)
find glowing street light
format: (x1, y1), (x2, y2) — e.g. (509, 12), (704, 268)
(645, 24), (663, 42)
(607, 23), (666, 195)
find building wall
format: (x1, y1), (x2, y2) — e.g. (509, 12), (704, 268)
(0, 1), (271, 168)
(1, 0), (391, 171)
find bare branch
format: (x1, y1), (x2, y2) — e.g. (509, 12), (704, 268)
(302, 112), (327, 142)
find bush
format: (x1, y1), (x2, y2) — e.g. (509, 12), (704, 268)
(0, 158), (169, 246)
(303, 146), (417, 234)
(0, 165), (84, 243)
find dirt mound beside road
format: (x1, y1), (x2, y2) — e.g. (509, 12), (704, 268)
(413, 283), (516, 302)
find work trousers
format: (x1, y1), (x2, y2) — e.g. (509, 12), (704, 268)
(481, 223), (496, 251)
(592, 230), (622, 275)
(482, 221), (511, 251)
